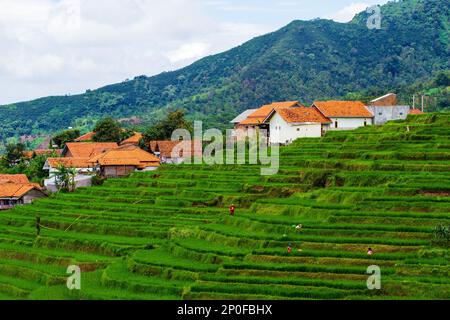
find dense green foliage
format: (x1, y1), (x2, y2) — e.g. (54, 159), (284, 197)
(52, 129), (80, 149)
(142, 110), (193, 142)
(0, 113), (448, 300)
(0, 0), (448, 145)
(92, 118), (124, 143)
(1, 143), (26, 168)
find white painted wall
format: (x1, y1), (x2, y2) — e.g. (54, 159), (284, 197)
(327, 117), (373, 130)
(269, 113), (322, 144)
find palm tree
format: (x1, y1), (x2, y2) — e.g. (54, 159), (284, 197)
(54, 164), (77, 192)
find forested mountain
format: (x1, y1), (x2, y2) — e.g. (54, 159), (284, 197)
(0, 0), (448, 143)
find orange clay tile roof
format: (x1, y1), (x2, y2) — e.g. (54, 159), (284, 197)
(240, 101), (302, 125)
(46, 157), (94, 168)
(313, 101), (374, 118)
(89, 145), (160, 168)
(75, 132), (95, 142)
(64, 142), (118, 158)
(0, 174), (30, 184)
(275, 107), (332, 124)
(409, 109), (424, 115)
(149, 140), (203, 158)
(120, 133), (143, 145)
(0, 183), (43, 198)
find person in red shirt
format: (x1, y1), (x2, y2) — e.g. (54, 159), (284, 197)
(229, 204), (235, 216)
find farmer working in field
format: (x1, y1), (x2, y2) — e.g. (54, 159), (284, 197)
(36, 216), (41, 236)
(229, 204), (235, 216)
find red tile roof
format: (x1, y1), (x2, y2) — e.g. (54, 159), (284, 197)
(64, 142), (118, 158)
(409, 109), (424, 115)
(88, 145), (160, 169)
(240, 101), (303, 125)
(46, 157), (93, 169)
(313, 101), (373, 118)
(149, 140), (203, 158)
(0, 174), (30, 184)
(274, 107), (332, 124)
(120, 133), (143, 145)
(75, 132), (95, 142)
(0, 183), (44, 198)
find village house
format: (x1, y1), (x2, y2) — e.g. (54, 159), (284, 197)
(230, 109), (258, 130)
(88, 145), (160, 178)
(312, 101), (374, 130)
(43, 158), (95, 192)
(0, 174), (46, 210)
(149, 140), (203, 164)
(42, 142), (118, 192)
(236, 101), (304, 136)
(263, 107), (332, 145)
(367, 93), (412, 125)
(62, 142), (118, 158)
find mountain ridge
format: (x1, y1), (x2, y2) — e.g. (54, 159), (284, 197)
(0, 0), (448, 144)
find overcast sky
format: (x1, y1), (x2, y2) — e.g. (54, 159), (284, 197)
(0, 0), (389, 104)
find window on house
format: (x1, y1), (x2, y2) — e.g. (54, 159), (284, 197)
(400, 112), (403, 115)
(379, 112), (382, 116)
(364, 121), (367, 126)
(335, 122), (338, 128)
(297, 128), (300, 132)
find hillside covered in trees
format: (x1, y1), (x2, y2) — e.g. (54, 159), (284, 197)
(0, 0), (448, 145)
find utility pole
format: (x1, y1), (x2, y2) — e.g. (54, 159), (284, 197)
(421, 95), (424, 112)
(412, 95), (415, 109)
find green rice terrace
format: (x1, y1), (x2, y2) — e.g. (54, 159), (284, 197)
(0, 113), (449, 300)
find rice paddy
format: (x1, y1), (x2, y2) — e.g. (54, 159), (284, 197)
(0, 113), (449, 300)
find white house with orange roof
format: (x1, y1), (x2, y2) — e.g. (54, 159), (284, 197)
(312, 101), (374, 130)
(0, 174), (46, 210)
(263, 107), (332, 144)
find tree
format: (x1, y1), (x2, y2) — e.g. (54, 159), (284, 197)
(92, 117), (122, 143)
(143, 110), (193, 142)
(52, 129), (81, 148)
(54, 164), (77, 192)
(2, 143), (26, 168)
(434, 71), (450, 87)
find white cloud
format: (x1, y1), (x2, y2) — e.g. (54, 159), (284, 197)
(325, 2), (370, 23)
(0, 0), (264, 104)
(167, 42), (210, 64)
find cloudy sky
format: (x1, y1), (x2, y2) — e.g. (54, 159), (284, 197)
(0, 0), (389, 104)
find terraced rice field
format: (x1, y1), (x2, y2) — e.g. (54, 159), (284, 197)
(0, 113), (449, 300)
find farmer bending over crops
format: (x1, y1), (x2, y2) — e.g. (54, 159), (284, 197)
(229, 204), (235, 216)
(287, 243), (292, 254)
(367, 248), (374, 256)
(295, 224), (303, 232)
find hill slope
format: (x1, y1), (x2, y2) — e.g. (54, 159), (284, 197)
(0, 113), (449, 300)
(0, 0), (448, 141)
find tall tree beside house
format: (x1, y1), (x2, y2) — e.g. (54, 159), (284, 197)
(54, 164), (77, 192)
(142, 110), (193, 143)
(51, 129), (81, 148)
(92, 117), (123, 143)
(1, 143), (26, 168)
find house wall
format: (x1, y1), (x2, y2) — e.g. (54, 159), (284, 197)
(22, 189), (46, 204)
(269, 113), (322, 144)
(102, 166), (136, 178)
(327, 117), (373, 130)
(367, 106), (410, 125)
(44, 174), (93, 192)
